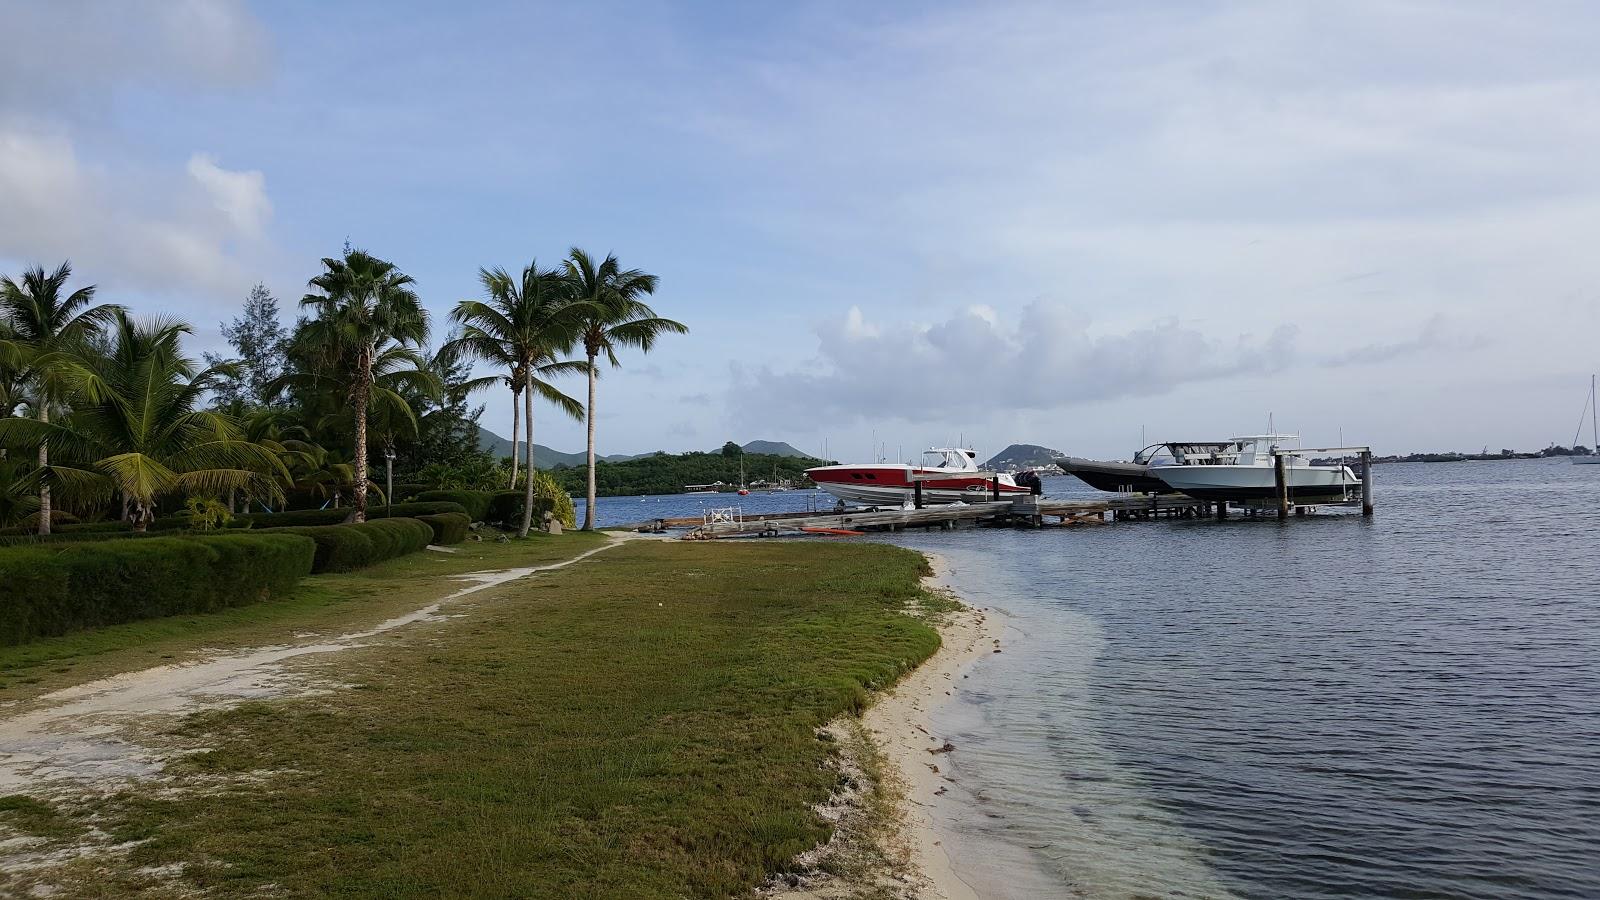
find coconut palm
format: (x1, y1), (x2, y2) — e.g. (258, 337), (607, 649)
(0, 314), (289, 530)
(447, 263), (588, 537)
(295, 248), (428, 523)
(0, 261), (124, 534)
(562, 249), (686, 530)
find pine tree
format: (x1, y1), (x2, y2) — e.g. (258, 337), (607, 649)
(206, 283), (288, 407)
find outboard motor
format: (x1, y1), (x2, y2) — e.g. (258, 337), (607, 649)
(1015, 470), (1044, 495)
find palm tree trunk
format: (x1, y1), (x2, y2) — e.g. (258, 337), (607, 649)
(519, 370), (535, 537)
(508, 385), (521, 490)
(352, 351), (372, 524)
(583, 353), (597, 531)
(36, 404), (49, 536)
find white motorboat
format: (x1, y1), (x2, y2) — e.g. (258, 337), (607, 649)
(806, 448), (1032, 506)
(1148, 435), (1361, 501)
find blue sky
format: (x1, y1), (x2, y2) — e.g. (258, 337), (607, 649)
(3, 1), (1599, 459)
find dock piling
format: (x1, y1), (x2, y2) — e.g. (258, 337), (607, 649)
(1361, 450), (1373, 517)
(1274, 454), (1289, 519)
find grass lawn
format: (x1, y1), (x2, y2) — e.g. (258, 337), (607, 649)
(0, 532), (608, 703)
(3, 540), (943, 899)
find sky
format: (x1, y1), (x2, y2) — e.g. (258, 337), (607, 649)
(3, 0), (1598, 460)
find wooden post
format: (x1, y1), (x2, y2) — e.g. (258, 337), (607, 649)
(913, 479), (923, 510)
(1274, 453), (1289, 520)
(1216, 501), (1228, 520)
(1361, 450), (1373, 516)
(990, 477), (1000, 501)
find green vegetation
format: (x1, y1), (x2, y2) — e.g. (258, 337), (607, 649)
(565, 249), (688, 529)
(549, 448), (824, 497)
(416, 511), (470, 544)
(12, 541), (940, 898)
(0, 534), (606, 702)
(446, 261), (589, 536)
(414, 488), (492, 520)
(0, 534), (314, 646)
(255, 518), (434, 573)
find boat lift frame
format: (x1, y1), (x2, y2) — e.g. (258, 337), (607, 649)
(1266, 446), (1373, 519)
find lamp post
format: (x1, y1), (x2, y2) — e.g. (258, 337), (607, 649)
(384, 445), (396, 518)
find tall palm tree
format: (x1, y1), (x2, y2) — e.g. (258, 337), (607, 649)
(448, 263), (588, 537)
(295, 248), (428, 523)
(0, 262), (124, 534)
(0, 314), (289, 530)
(562, 249), (686, 530)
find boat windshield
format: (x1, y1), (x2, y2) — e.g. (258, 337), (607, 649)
(920, 449), (977, 471)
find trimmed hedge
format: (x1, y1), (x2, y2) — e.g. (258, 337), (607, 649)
(486, 490), (572, 529)
(0, 534), (316, 647)
(413, 490), (492, 521)
(227, 501), (469, 529)
(254, 518), (436, 573)
(418, 512), (470, 545)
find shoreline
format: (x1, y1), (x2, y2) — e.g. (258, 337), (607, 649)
(863, 551), (999, 900)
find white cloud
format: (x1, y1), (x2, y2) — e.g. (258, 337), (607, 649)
(187, 154), (272, 237)
(0, 0), (269, 115)
(0, 129), (275, 299)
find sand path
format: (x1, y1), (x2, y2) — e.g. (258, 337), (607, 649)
(0, 537), (623, 797)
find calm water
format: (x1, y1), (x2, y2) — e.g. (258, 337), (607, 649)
(883, 460), (1600, 899)
(590, 463), (1600, 898)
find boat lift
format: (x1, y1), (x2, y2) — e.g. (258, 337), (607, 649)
(1265, 446), (1373, 519)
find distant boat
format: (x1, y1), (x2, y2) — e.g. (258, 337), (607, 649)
(1574, 375), (1600, 465)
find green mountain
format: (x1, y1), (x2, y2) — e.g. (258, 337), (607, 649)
(982, 443), (1064, 470)
(472, 426), (640, 469)
(740, 440), (810, 458)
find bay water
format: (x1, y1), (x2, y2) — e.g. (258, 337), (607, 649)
(591, 459), (1600, 897)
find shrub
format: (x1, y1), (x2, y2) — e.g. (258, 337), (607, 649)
(486, 472), (576, 530)
(417, 512), (470, 545)
(232, 501), (468, 529)
(184, 497), (234, 531)
(253, 518), (436, 574)
(0, 534), (315, 646)
(414, 490), (492, 521)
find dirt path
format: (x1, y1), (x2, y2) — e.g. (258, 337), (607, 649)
(0, 538), (623, 799)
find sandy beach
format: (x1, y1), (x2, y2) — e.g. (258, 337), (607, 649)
(859, 551), (1000, 900)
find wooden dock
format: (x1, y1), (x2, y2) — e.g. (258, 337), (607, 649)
(650, 494), (1226, 539)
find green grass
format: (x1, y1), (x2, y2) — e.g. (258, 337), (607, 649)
(0, 795), (85, 841)
(0, 532), (607, 702)
(30, 541), (941, 898)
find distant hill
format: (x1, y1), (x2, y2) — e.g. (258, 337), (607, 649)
(741, 440), (811, 458)
(473, 426), (642, 469)
(982, 443), (1064, 470)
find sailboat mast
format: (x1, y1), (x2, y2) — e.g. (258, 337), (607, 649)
(1592, 374), (1597, 451)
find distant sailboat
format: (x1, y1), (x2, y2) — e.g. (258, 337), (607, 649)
(1575, 374), (1600, 465)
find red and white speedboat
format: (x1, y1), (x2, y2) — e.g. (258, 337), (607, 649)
(805, 448), (1031, 507)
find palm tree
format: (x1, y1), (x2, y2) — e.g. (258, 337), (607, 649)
(365, 345), (446, 514)
(562, 249), (686, 530)
(0, 262), (124, 534)
(447, 263), (588, 537)
(295, 248), (428, 523)
(0, 314), (289, 530)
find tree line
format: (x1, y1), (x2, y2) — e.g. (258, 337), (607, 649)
(0, 247), (685, 537)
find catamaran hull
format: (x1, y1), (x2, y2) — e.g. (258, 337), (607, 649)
(1056, 457), (1173, 494)
(1151, 464), (1361, 501)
